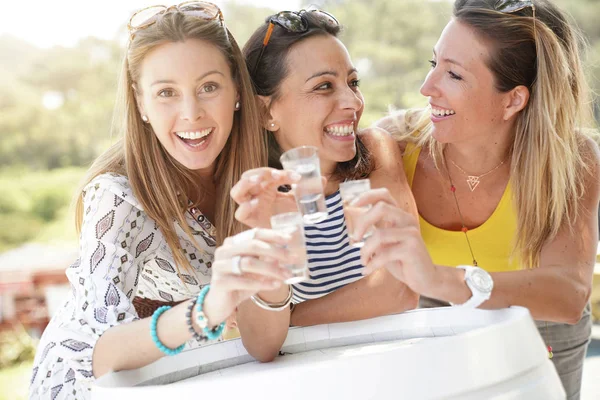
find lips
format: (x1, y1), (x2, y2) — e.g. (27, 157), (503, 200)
(174, 128), (214, 148)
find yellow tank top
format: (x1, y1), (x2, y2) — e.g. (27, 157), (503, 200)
(403, 143), (521, 272)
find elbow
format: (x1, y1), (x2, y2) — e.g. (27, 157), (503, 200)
(242, 337), (283, 363)
(392, 281), (419, 313)
(252, 349), (280, 363)
(561, 284), (591, 325)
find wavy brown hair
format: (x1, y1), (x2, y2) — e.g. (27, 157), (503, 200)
(243, 11), (373, 181)
(389, 0), (596, 267)
(74, 11), (267, 273)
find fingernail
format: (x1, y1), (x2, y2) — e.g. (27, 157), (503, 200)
(271, 280), (282, 288)
(271, 170), (282, 179)
(250, 198), (259, 207)
(290, 172), (301, 181)
(249, 175), (260, 183)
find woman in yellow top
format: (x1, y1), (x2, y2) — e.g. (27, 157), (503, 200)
(353, 0), (599, 399)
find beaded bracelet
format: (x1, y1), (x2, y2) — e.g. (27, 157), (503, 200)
(150, 305), (186, 356)
(185, 298), (207, 343)
(195, 285), (226, 341)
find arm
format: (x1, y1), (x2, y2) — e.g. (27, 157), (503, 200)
(86, 185), (231, 377)
(236, 285), (291, 362)
(357, 139), (600, 324)
(291, 128), (419, 327)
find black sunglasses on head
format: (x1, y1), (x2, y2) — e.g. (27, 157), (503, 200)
(252, 9), (339, 75)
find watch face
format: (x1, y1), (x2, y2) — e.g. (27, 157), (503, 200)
(471, 269), (494, 293)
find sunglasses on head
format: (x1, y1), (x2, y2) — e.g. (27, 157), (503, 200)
(128, 1), (226, 41)
(494, 0), (534, 14)
(252, 9), (339, 75)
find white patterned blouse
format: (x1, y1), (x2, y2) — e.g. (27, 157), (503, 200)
(29, 173), (217, 400)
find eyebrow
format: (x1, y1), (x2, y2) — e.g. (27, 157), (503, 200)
(151, 70), (224, 86)
(432, 49), (465, 69)
(305, 68), (358, 83)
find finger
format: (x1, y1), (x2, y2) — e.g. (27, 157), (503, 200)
(352, 202), (411, 241)
(360, 227), (410, 264)
(214, 274), (282, 293)
(234, 200), (261, 225)
(259, 170), (302, 192)
(237, 257), (293, 281)
(230, 178), (261, 204)
(363, 243), (405, 275)
(217, 237), (291, 262)
(253, 228), (294, 247)
(351, 188), (398, 208)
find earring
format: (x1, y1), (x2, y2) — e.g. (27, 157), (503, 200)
(235, 101), (240, 110)
(141, 115), (149, 122)
(270, 123), (275, 127)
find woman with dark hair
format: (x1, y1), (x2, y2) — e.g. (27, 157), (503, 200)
(231, 10), (419, 330)
(357, 1), (599, 398)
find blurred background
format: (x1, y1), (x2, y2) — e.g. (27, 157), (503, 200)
(0, 0), (598, 399)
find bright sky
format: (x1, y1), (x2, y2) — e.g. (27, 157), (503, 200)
(1, 0), (301, 48)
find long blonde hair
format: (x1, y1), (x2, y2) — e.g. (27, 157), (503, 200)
(75, 11), (267, 272)
(390, 0), (596, 268)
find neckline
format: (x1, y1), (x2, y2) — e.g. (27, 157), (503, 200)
(406, 144), (511, 235)
(418, 181), (511, 236)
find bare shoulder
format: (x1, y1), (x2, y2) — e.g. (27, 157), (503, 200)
(359, 126), (403, 172)
(372, 108), (427, 154)
(580, 135), (600, 204)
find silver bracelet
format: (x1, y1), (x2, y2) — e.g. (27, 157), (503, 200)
(250, 285), (293, 312)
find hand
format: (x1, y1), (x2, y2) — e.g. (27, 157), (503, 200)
(352, 188), (438, 294)
(203, 228), (294, 326)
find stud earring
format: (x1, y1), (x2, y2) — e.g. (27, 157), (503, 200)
(235, 101), (240, 110)
(141, 115), (149, 122)
(270, 123), (275, 127)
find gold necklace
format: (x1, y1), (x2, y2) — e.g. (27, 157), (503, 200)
(449, 158), (506, 192)
(442, 153), (478, 267)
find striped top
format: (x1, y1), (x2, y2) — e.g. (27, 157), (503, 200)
(292, 190), (365, 303)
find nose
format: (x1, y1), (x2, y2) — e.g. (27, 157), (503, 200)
(420, 69), (439, 98)
(179, 95), (205, 122)
(339, 84), (364, 112)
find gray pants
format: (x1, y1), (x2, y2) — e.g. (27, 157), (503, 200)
(419, 297), (592, 400)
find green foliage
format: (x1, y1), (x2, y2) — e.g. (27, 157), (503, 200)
(0, 168), (85, 251)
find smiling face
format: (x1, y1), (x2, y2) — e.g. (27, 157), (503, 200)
(135, 39), (238, 173)
(420, 19), (509, 145)
(268, 34), (364, 175)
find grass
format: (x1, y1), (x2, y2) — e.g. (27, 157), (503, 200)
(0, 361), (32, 400)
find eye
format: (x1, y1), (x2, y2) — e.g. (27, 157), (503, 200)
(315, 82), (332, 90)
(200, 83), (219, 93)
(158, 89), (176, 97)
(428, 59), (437, 68)
(350, 79), (361, 88)
(449, 71), (463, 81)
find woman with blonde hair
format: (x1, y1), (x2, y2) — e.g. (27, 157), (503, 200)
(355, 0), (599, 398)
(30, 3), (293, 398)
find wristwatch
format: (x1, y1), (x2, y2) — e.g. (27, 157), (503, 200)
(455, 265), (494, 308)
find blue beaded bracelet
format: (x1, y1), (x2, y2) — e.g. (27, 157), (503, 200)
(195, 285), (225, 341)
(150, 305), (186, 356)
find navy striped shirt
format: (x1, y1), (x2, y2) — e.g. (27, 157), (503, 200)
(292, 190), (364, 303)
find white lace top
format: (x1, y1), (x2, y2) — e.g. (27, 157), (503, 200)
(29, 173), (217, 399)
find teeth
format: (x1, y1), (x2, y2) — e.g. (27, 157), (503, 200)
(431, 107), (456, 117)
(175, 128), (212, 140)
(325, 124), (354, 136)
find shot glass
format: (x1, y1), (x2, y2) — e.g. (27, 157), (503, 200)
(280, 146), (328, 224)
(339, 179), (374, 248)
(270, 212), (309, 284)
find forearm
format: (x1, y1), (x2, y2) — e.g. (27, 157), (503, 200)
(92, 300), (192, 378)
(291, 269), (419, 327)
(426, 264), (592, 324)
(236, 285), (290, 362)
